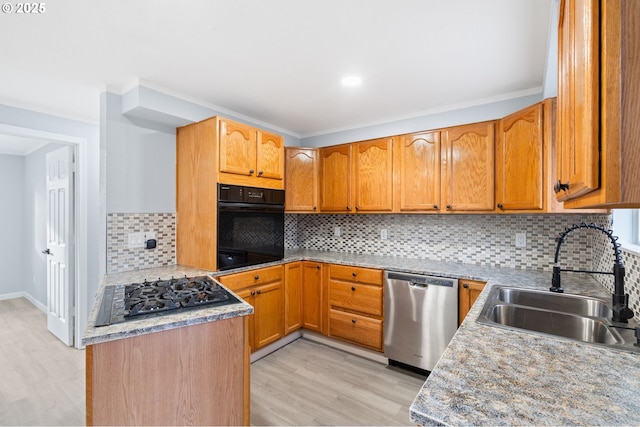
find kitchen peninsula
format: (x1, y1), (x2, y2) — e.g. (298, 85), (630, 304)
(82, 265), (253, 426)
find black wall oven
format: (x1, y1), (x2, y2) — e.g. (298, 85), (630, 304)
(217, 184), (285, 271)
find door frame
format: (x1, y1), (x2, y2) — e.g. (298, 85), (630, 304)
(0, 123), (88, 349)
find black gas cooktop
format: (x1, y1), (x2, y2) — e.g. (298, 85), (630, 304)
(94, 275), (240, 327)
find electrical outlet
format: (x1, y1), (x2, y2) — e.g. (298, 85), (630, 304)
(515, 232), (527, 248)
(381, 229), (388, 240)
(334, 226), (341, 237)
(127, 232), (145, 248)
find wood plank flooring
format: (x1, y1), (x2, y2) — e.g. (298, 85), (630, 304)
(0, 297), (85, 426)
(1, 298), (425, 426)
(251, 338), (425, 426)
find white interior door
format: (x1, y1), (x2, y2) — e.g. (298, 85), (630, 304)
(45, 146), (75, 346)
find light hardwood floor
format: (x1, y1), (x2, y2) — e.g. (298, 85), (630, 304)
(1, 298), (425, 426)
(251, 338), (425, 426)
(0, 297), (85, 426)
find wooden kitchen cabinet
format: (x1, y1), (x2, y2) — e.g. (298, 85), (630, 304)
(218, 117), (284, 189)
(556, 0), (640, 208)
(302, 261), (325, 333)
(319, 138), (393, 213)
(394, 130), (441, 212)
(441, 121), (495, 212)
(218, 265), (285, 351)
(319, 144), (353, 212)
(86, 316), (248, 426)
(284, 262), (303, 334)
(285, 147), (319, 212)
(328, 264), (383, 351)
(458, 279), (486, 326)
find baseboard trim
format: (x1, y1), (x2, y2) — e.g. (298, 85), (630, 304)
(250, 331), (302, 363)
(301, 331), (388, 365)
(0, 292), (47, 313)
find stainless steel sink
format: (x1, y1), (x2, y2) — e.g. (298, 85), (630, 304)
(477, 286), (639, 352)
(487, 304), (622, 344)
(496, 287), (612, 318)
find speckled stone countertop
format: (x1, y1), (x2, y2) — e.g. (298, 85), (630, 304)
(83, 250), (640, 425)
(82, 265), (253, 346)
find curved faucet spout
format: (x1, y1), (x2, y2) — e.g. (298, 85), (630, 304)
(550, 222), (634, 323)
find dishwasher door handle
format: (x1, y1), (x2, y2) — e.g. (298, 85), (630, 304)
(409, 282), (427, 289)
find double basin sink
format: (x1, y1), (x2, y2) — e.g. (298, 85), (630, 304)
(477, 286), (639, 352)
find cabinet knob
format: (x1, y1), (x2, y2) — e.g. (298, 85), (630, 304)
(554, 180), (570, 193)
(313, 206), (317, 210)
(346, 206), (351, 211)
(352, 272), (357, 277)
(351, 286), (356, 291)
(256, 289), (261, 295)
(254, 275), (259, 280)
(316, 265), (321, 269)
(351, 319), (356, 324)
(355, 206), (359, 210)
(258, 170), (264, 176)
(433, 204), (438, 209)
(251, 290), (256, 296)
(497, 203), (503, 209)
(446, 205), (452, 210)
(463, 283), (469, 289)
(249, 169), (255, 175)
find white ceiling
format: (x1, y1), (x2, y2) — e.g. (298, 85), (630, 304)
(0, 134), (51, 156)
(0, 0), (554, 138)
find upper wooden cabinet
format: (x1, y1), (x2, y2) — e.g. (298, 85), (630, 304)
(496, 103), (545, 211)
(218, 117), (284, 189)
(319, 144), (352, 212)
(285, 148), (319, 212)
(394, 131), (441, 212)
(441, 121), (495, 212)
(354, 138), (393, 212)
(556, 0), (640, 208)
(319, 138), (393, 213)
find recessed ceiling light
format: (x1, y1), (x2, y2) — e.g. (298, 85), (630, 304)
(341, 76), (363, 87)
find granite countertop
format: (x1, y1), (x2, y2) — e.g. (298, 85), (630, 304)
(82, 250), (640, 425)
(82, 265), (254, 346)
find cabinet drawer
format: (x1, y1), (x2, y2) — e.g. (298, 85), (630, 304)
(218, 265), (283, 292)
(329, 265), (382, 286)
(329, 281), (382, 317)
(329, 309), (382, 351)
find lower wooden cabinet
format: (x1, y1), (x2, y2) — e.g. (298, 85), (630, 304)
(329, 309), (383, 351)
(284, 262), (303, 334)
(219, 265), (285, 352)
(327, 264), (384, 352)
(458, 279), (487, 326)
(302, 261), (325, 333)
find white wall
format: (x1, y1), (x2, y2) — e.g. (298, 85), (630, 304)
(0, 154), (25, 296)
(102, 92), (176, 213)
(23, 143), (66, 306)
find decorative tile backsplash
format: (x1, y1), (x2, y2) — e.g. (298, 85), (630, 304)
(287, 213), (610, 271)
(107, 213), (176, 274)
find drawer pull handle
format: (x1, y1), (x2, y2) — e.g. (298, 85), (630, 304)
(352, 272), (357, 277)
(351, 319), (356, 324)
(256, 289), (261, 295)
(254, 275), (259, 280)
(251, 290), (256, 296)
(351, 286), (356, 291)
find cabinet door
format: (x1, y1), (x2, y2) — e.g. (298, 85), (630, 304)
(302, 262), (323, 332)
(458, 279), (486, 326)
(496, 103), (544, 211)
(319, 145), (353, 212)
(397, 131), (441, 211)
(256, 130), (284, 180)
(254, 281), (284, 349)
(555, 0), (600, 201)
(219, 118), (257, 176)
(236, 288), (255, 350)
(442, 122), (495, 211)
(285, 148), (318, 212)
(284, 262), (303, 334)
(354, 138), (393, 212)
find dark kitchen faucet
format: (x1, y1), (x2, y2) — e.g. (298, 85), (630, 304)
(550, 222), (635, 323)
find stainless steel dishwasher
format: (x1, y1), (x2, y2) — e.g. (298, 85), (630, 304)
(384, 271), (458, 372)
